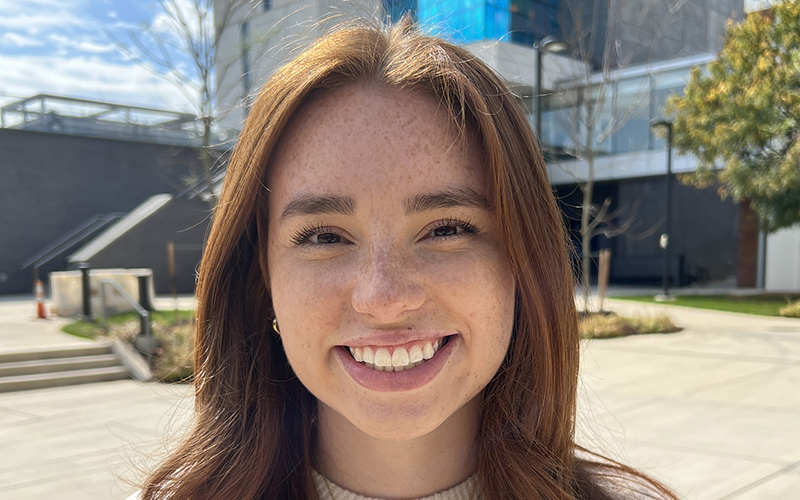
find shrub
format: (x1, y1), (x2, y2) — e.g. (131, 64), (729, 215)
(151, 319), (194, 383)
(779, 299), (800, 318)
(580, 312), (680, 340)
(63, 310), (195, 382)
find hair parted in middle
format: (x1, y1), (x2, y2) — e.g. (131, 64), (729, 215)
(140, 16), (678, 500)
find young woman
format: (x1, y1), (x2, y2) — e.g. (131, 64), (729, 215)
(139, 18), (678, 500)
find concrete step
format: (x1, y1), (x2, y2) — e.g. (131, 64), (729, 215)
(0, 354), (120, 377)
(0, 343), (114, 363)
(0, 366), (130, 393)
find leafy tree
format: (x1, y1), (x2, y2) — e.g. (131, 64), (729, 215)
(668, 0), (800, 232)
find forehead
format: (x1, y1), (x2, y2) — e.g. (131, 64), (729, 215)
(266, 84), (486, 198)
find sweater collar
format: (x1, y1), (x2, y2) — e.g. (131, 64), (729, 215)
(312, 469), (481, 500)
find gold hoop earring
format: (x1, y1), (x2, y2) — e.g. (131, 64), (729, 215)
(272, 317), (281, 335)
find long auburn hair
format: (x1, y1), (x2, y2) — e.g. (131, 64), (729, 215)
(141, 18), (677, 500)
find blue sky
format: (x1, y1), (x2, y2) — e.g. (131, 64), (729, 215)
(0, 0), (197, 112)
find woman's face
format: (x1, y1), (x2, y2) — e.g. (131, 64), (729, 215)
(267, 84), (515, 441)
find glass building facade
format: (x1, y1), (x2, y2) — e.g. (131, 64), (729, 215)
(384, 0), (560, 45)
(539, 58), (707, 158)
(382, 2), (714, 159)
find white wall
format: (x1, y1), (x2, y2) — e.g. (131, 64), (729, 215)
(745, 0), (778, 13)
(546, 148), (699, 185)
(765, 225), (800, 292)
(463, 41), (584, 92)
(213, 0), (382, 133)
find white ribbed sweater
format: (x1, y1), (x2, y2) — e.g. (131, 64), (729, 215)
(312, 470), (481, 500)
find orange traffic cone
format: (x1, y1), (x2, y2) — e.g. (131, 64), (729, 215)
(35, 279), (48, 319)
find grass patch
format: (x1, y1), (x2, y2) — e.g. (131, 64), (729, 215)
(61, 320), (104, 339)
(62, 309), (195, 382)
(614, 294), (800, 317)
(580, 312), (681, 340)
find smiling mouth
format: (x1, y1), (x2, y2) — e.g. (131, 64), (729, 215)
(345, 336), (453, 372)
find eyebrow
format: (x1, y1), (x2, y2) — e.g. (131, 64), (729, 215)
(278, 187), (489, 221)
(279, 194), (355, 220)
(404, 187), (490, 215)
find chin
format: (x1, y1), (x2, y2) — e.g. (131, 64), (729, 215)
(360, 414), (447, 442)
(344, 392), (479, 443)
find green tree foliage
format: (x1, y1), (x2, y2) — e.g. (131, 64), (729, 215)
(668, 1), (800, 232)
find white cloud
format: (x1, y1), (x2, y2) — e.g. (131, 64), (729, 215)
(0, 12), (84, 35)
(49, 34), (115, 54)
(0, 53), (195, 113)
(0, 0), (66, 9)
(1, 32), (45, 47)
(0, 0), (205, 116)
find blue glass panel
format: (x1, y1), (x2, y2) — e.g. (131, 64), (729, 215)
(384, 0), (418, 22)
(417, 0), (485, 43)
(485, 0), (511, 41)
(392, 0), (560, 45)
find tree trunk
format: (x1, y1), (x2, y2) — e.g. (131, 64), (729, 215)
(580, 172), (594, 312)
(579, 115), (596, 312)
(200, 116), (216, 206)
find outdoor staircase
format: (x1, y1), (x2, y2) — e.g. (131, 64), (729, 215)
(0, 343), (130, 393)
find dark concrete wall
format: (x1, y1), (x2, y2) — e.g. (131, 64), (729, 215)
(555, 175), (740, 285)
(0, 128), (202, 294)
(84, 197), (210, 294)
(615, 176), (740, 283)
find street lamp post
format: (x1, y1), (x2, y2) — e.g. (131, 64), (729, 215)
(534, 36), (569, 144)
(651, 119), (674, 301)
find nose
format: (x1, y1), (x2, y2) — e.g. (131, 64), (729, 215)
(351, 247), (425, 322)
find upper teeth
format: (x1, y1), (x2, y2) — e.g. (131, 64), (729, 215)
(349, 339), (444, 372)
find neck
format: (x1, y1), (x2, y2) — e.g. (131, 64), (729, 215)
(315, 397), (481, 499)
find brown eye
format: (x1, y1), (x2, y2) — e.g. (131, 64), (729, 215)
(424, 218), (481, 241)
(433, 225), (459, 237)
(315, 233), (341, 244)
(290, 225), (348, 246)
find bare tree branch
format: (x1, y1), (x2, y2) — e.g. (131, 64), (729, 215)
(107, 0), (271, 203)
(552, 0), (687, 311)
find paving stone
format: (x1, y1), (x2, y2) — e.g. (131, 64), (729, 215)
(0, 294), (798, 499)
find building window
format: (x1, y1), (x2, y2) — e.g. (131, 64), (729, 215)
(241, 21), (252, 102)
(263, 0), (271, 11)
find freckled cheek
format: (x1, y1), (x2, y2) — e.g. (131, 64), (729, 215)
(421, 252), (515, 319)
(270, 259), (352, 365)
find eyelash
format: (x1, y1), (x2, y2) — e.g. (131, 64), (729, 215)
(289, 218), (482, 246)
(290, 223), (337, 245)
(427, 217), (481, 239)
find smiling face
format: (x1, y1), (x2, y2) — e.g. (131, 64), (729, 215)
(266, 84), (516, 442)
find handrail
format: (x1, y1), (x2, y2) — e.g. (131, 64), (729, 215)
(174, 166), (226, 199)
(98, 278), (151, 337)
(21, 212), (125, 270)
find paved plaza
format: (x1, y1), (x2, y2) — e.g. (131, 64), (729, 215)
(577, 299), (800, 499)
(0, 295), (798, 499)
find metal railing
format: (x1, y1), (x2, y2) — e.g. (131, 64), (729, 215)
(21, 213), (125, 279)
(98, 277), (158, 363)
(98, 278), (151, 336)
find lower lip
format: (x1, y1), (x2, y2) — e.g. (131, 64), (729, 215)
(334, 336), (458, 392)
